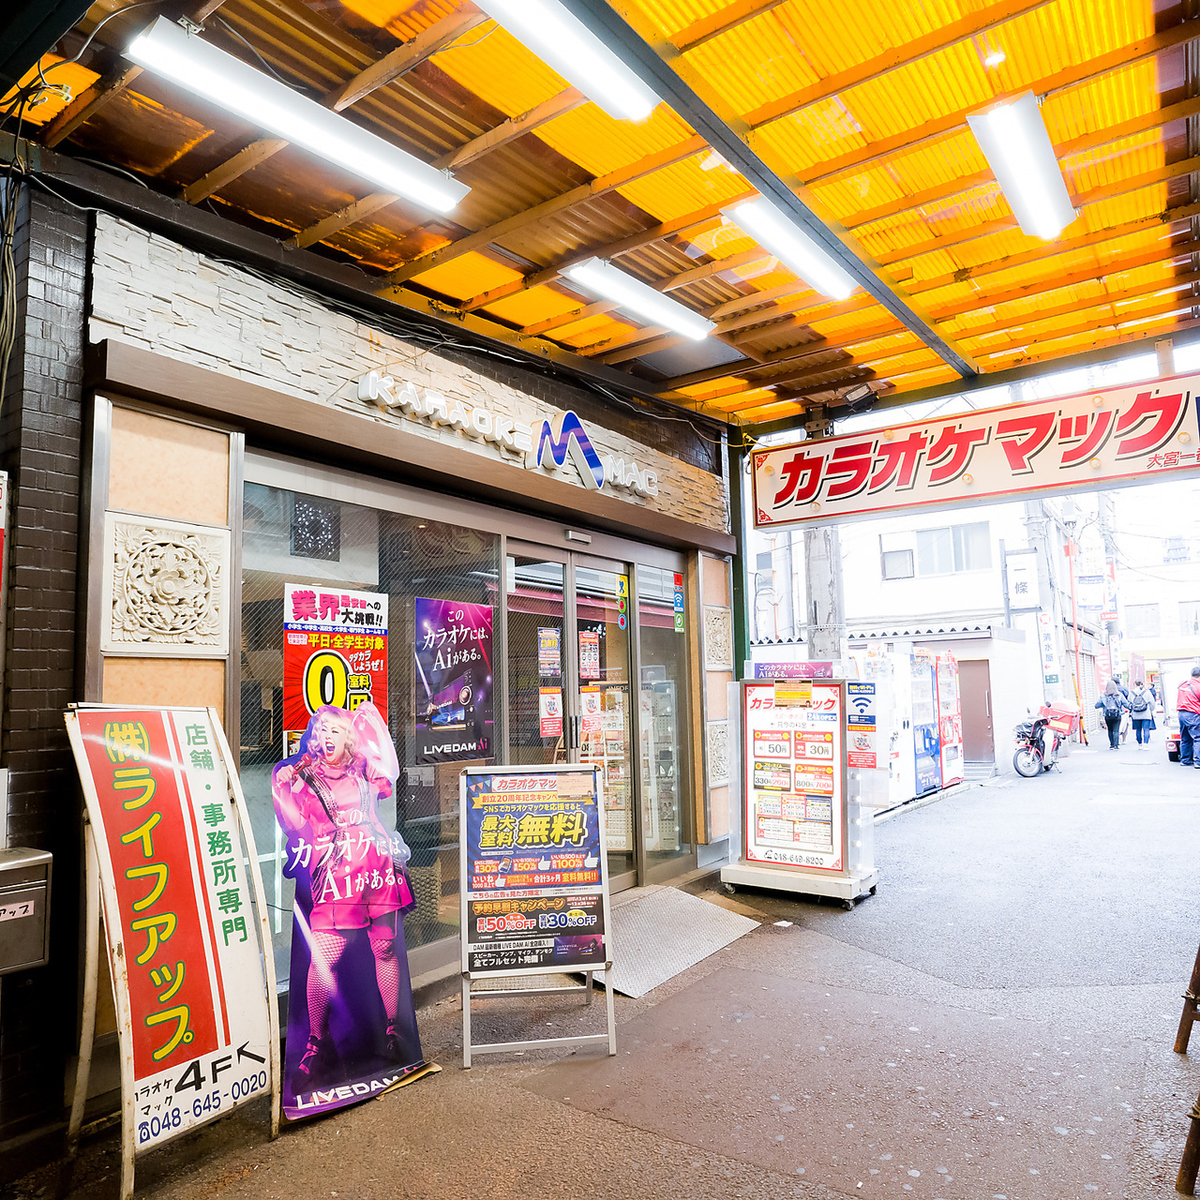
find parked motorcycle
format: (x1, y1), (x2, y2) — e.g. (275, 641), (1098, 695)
(1017, 705), (1065, 772)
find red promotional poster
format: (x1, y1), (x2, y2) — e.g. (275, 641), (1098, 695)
(66, 707), (274, 1153)
(283, 584), (389, 756)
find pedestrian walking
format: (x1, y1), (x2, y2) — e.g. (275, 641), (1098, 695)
(1176, 666), (1200, 768)
(1128, 679), (1154, 747)
(1095, 680), (1129, 750)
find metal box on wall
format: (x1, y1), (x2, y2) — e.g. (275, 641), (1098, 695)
(0, 847), (52, 974)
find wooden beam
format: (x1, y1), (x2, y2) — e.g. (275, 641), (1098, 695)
(873, 156), (1200, 267)
(459, 195), (755, 315)
(288, 87), (586, 250)
(719, 368), (879, 414)
(954, 269), (1200, 342)
(744, 0), (1053, 129)
(379, 135), (708, 288)
(184, 5), (481, 205)
(522, 300), (619, 337)
(908, 203), (1200, 297)
(845, 96), (1200, 232)
(325, 8), (486, 110)
(977, 314), (1200, 373)
(441, 88), (584, 172)
(43, 63), (142, 148)
(792, 19), (1200, 191)
(929, 240), (1199, 323)
(42, 0), (229, 149)
(971, 293), (1200, 363)
(671, 0), (789, 55)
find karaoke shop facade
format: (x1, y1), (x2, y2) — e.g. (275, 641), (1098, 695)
(0, 191), (743, 1170)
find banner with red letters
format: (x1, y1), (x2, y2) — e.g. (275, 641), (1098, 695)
(752, 374), (1200, 526)
(65, 706), (276, 1154)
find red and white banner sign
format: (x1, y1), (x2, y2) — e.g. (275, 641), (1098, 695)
(753, 374), (1200, 526)
(66, 707), (275, 1153)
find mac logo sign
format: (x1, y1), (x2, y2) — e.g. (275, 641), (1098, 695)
(357, 371), (659, 498)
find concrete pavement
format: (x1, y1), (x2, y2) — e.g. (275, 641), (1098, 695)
(7, 738), (1200, 1200)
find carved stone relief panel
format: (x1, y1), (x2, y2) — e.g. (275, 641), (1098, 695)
(707, 719), (730, 787)
(101, 515), (230, 656)
(704, 605), (734, 671)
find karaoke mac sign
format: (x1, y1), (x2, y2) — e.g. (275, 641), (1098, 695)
(752, 374), (1200, 527)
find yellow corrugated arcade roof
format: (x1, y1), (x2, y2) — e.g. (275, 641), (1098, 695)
(15, 0), (1199, 428)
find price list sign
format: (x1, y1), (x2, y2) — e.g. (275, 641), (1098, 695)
(460, 767), (609, 977)
(742, 682), (846, 872)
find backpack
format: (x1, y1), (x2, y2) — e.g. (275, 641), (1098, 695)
(1102, 693), (1121, 716)
(1130, 690), (1149, 714)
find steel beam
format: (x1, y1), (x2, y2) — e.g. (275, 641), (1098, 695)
(566, 0), (978, 380)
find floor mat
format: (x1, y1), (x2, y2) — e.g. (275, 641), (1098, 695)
(607, 887), (758, 998)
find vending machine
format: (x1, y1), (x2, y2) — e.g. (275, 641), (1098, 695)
(935, 654), (964, 786)
(911, 649), (942, 795)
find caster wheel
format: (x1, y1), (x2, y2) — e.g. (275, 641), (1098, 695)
(869, 886), (877, 896)
(720, 881), (737, 896)
(842, 899), (855, 911)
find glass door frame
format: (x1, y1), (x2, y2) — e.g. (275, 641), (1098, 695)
(505, 540), (696, 891)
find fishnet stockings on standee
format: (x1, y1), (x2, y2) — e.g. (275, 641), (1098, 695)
(305, 928), (401, 1035)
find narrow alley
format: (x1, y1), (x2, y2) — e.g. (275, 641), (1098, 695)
(13, 740), (1199, 1200)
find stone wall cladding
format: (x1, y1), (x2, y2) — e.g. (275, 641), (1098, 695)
(0, 188), (87, 1167)
(89, 215), (730, 533)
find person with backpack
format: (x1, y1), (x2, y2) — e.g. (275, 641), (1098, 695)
(1094, 679), (1129, 749)
(1128, 679), (1154, 747)
(1176, 666), (1200, 768)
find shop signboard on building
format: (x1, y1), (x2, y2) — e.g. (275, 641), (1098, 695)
(64, 705), (279, 1181)
(282, 584), (388, 756)
(753, 375), (1200, 526)
(413, 597), (494, 763)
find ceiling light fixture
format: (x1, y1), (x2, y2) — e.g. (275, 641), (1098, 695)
(966, 91), (1075, 240)
(474, 0), (660, 122)
(562, 258), (715, 340)
(723, 197), (857, 300)
(126, 16), (469, 213)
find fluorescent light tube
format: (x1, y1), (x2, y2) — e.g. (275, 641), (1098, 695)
(563, 258), (714, 340)
(723, 198), (857, 301)
(474, 0), (659, 122)
(126, 16), (469, 214)
(967, 91), (1075, 240)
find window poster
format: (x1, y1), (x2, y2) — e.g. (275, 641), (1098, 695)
(283, 584), (388, 757)
(461, 768), (607, 976)
(579, 629), (600, 680)
(537, 627), (561, 677)
(539, 687), (563, 738)
(413, 598), (494, 764)
(742, 682), (845, 872)
(65, 707), (276, 1152)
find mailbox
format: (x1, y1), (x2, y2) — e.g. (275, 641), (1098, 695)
(0, 847), (51, 973)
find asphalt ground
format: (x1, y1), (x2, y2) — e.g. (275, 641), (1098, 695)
(7, 736), (1200, 1200)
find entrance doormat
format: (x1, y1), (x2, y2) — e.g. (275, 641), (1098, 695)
(605, 886), (758, 998)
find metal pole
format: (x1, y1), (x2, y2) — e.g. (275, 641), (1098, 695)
(999, 538), (1012, 629)
(1067, 538), (1085, 738)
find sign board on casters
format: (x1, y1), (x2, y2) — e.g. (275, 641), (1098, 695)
(721, 680), (878, 908)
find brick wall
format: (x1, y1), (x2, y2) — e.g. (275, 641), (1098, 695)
(89, 214), (730, 534)
(0, 186), (87, 1171)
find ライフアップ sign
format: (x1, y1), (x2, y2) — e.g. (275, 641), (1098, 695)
(414, 597), (494, 763)
(743, 682), (845, 871)
(283, 584), (388, 756)
(752, 374), (1200, 526)
(66, 708), (274, 1153)
(461, 769), (608, 976)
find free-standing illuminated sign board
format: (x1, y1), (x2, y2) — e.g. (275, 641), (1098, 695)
(722, 680), (878, 906)
(752, 374), (1200, 526)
